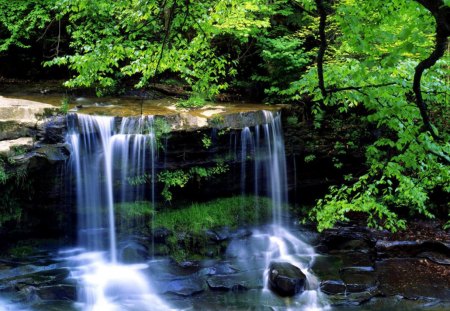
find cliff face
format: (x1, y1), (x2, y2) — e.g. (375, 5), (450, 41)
(0, 96), (286, 242)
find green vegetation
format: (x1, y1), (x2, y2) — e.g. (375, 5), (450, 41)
(0, 0), (448, 232)
(177, 94), (207, 108)
(201, 134), (212, 149)
(154, 196), (272, 261)
(158, 162), (229, 201)
(59, 97), (70, 114)
(154, 196), (272, 233)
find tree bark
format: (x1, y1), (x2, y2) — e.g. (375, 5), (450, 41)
(315, 0), (328, 100)
(412, 0), (449, 140)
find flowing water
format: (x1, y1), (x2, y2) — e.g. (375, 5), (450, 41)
(66, 114), (168, 311)
(53, 110), (326, 310)
(235, 111), (328, 310)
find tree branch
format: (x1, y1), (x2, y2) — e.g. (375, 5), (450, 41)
(327, 82), (397, 94)
(315, 0), (327, 99)
(412, 0), (450, 140)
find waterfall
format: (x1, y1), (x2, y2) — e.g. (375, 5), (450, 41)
(66, 113), (168, 311)
(236, 110), (328, 310)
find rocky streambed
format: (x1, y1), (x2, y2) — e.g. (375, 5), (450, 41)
(0, 222), (449, 310)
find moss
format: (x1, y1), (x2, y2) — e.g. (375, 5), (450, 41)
(154, 196), (273, 233)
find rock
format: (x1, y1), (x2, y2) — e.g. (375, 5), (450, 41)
(205, 228), (230, 242)
(320, 280), (346, 295)
(0, 97), (57, 125)
(206, 271), (263, 291)
(339, 266), (377, 293)
(119, 240), (149, 263)
(39, 116), (67, 143)
(0, 137), (34, 156)
(152, 227), (171, 243)
(159, 276), (205, 296)
(36, 284), (77, 301)
(16, 285), (40, 303)
(268, 262), (306, 297)
(376, 258), (450, 300)
(320, 226), (377, 252)
(0, 121), (32, 140)
(417, 251), (450, 265)
(375, 240), (450, 259)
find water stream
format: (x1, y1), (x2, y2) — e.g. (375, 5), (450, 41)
(62, 110), (327, 310)
(66, 114), (168, 310)
(235, 111), (328, 310)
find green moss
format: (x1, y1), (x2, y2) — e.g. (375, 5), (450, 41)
(154, 196), (273, 233)
(115, 201), (154, 220)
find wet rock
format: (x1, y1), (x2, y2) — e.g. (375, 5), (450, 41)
(377, 258), (450, 300)
(205, 228), (230, 242)
(268, 262), (306, 297)
(206, 271), (263, 291)
(39, 116), (67, 144)
(160, 276), (205, 296)
(339, 266), (377, 293)
(119, 240), (149, 263)
(375, 240), (450, 259)
(16, 285), (39, 303)
(417, 251), (450, 265)
(152, 227), (171, 243)
(36, 284), (76, 301)
(206, 262), (238, 276)
(320, 226), (377, 252)
(327, 291), (376, 306)
(320, 280), (346, 295)
(178, 261), (200, 269)
(229, 228), (252, 239)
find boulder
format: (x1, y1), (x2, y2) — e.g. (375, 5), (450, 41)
(268, 262), (306, 296)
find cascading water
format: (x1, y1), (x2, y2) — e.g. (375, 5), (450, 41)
(235, 111), (328, 310)
(65, 114), (168, 311)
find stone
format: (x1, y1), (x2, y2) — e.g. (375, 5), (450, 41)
(0, 137), (34, 156)
(375, 240), (450, 259)
(206, 271), (263, 291)
(376, 258), (450, 300)
(36, 284), (77, 301)
(152, 227), (171, 243)
(118, 240), (149, 263)
(159, 276), (205, 296)
(339, 266), (377, 293)
(320, 280), (346, 295)
(0, 97), (57, 125)
(268, 262), (306, 297)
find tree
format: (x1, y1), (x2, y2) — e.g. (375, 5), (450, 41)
(45, 0), (275, 98)
(287, 0), (449, 231)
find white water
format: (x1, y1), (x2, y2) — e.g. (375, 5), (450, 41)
(237, 111), (328, 310)
(67, 114), (169, 310)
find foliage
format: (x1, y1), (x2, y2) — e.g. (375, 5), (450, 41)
(127, 173), (151, 186)
(201, 134), (212, 149)
(153, 196), (272, 233)
(59, 97), (70, 114)
(158, 162), (229, 201)
(0, 0), (55, 53)
(293, 0), (450, 231)
(43, 0), (275, 97)
(0, 159), (8, 184)
(176, 93), (207, 108)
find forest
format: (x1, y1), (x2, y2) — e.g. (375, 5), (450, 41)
(0, 0), (449, 310)
(2, 0), (448, 230)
